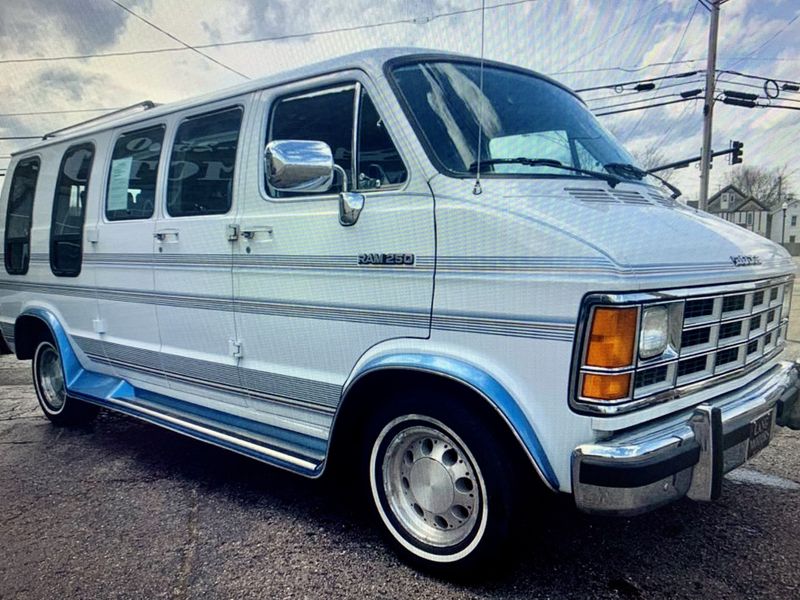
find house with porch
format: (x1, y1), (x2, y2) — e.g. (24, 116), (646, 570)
(706, 184), (769, 237)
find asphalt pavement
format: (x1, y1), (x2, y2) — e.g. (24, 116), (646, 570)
(1, 301), (800, 599)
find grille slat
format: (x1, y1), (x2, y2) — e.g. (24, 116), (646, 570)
(722, 294), (746, 314)
(681, 327), (711, 348)
(677, 355), (708, 378)
(635, 365), (669, 388)
(685, 298), (715, 320)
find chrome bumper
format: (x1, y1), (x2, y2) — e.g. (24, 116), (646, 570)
(572, 360), (800, 515)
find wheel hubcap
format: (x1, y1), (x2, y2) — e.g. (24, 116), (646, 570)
(382, 423), (482, 548)
(38, 347), (66, 412)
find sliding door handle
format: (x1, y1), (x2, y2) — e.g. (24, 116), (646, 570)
(241, 226), (274, 241)
(154, 229), (180, 243)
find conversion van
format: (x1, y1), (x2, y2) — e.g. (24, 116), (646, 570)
(1, 48), (799, 572)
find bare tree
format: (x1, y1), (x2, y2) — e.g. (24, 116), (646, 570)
(723, 165), (792, 210)
(632, 142), (676, 183)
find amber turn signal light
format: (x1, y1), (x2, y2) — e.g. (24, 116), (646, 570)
(584, 307), (637, 368)
(581, 373), (631, 401)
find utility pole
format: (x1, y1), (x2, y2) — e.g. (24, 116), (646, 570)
(699, 1), (721, 212)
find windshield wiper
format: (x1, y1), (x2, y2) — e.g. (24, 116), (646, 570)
(604, 162), (683, 200)
(468, 157), (621, 188)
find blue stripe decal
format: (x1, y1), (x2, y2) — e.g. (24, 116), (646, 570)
(21, 308), (324, 475)
(358, 353), (559, 489)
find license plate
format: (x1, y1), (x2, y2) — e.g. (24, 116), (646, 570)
(747, 411), (774, 459)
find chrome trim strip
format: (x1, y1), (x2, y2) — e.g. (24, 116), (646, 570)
(105, 397), (319, 471)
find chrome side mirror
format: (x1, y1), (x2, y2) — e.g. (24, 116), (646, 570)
(265, 140), (334, 193)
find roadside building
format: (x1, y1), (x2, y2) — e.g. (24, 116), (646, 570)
(706, 184), (769, 237)
(769, 198), (800, 244)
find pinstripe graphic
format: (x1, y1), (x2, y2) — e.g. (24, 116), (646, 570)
(29, 252), (796, 277)
(73, 336), (341, 414)
(431, 314), (574, 341)
(0, 280), (575, 340)
(56, 253), (437, 272)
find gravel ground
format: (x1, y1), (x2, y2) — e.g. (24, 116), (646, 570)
(1, 287), (799, 599)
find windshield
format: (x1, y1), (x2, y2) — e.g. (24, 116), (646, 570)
(389, 60), (638, 179)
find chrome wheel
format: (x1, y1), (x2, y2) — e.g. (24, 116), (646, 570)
(36, 344), (66, 413)
(375, 416), (484, 552)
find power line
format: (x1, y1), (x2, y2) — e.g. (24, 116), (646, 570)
(725, 13), (800, 70)
(551, 56), (800, 77)
(717, 68), (800, 86)
(0, 0), (538, 67)
(558, 1), (669, 71)
(589, 90), (702, 112)
(626, 0), (700, 138)
(653, 98), (700, 148)
(576, 70), (701, 93)
(584, 77), (706, 103)
(0, 107), (121, 118)
(106, 0), (249, 79)
(594, 97), (698, 117)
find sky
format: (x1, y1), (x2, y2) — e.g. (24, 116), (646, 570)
(1, 0), (798, 203)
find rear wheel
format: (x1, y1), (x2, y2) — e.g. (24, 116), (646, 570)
(366, 392), (519, 574)
(32, 340), (98, 426)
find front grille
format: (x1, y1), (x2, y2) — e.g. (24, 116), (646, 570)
(632, 277), (792, 398)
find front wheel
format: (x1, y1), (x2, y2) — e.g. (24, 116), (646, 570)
(33, 340), (98, 426)
(367, 398), (519, 574)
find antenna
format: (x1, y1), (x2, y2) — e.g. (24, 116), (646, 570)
(473, 0), (486, 196)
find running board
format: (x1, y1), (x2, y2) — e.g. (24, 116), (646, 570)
(101, 395), (321, 474)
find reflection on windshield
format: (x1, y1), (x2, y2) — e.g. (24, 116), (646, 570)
(391, 60), (638, 179)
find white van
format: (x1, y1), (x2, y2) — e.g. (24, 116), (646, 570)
(1, 48), (799, 572)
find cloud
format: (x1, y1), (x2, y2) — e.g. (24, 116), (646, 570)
(0, 0), (151, 56)
(32, 68), (107, 103)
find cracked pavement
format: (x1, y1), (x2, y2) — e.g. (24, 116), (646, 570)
(1, 308), (800, 598)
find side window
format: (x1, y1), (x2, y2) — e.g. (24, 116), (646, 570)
(269, 84), (356, 197)
(107, 125), (165, 221)
(356, 90), (407, 189)
(4, 157), (40, 275)
(51, 143), (94, 277)
(166, 107), (242, 217)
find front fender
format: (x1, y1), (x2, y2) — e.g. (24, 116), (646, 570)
(343, 352), (559, 490)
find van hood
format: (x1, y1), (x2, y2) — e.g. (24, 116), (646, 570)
(430, 178), (795, 283)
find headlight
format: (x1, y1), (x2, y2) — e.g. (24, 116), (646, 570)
(639, 305), (669, 359)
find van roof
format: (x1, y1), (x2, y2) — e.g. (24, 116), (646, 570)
(11, 47), (576, 156)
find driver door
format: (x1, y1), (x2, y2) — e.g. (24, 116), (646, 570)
(232, 74), (435, 433)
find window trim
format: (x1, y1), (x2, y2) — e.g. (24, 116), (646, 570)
(4, 155), (41, 276)
(164, 104), (245, 219)
(260, 75), (410, 203)
(104, 123), (166, 222)
(50, 141), (95, 278)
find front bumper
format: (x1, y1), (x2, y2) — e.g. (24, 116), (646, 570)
(572, 360), (800, 515)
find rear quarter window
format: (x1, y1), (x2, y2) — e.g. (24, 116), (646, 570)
(4, 157), (40, 275)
